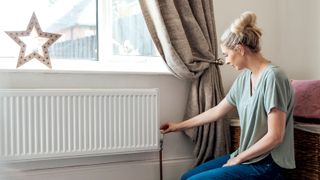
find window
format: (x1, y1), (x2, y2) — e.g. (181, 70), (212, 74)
(98, 0), (159, 62)
(0, 0), (163, 72)
(112, 0), (157, 57)
(0, 0), (97, 61)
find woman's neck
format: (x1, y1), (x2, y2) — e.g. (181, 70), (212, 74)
(246, 53), (270, 77)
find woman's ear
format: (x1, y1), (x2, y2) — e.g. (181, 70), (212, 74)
(235, 44), (245, 56)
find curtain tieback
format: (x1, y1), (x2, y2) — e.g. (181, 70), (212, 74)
(210, 58), (224, 65)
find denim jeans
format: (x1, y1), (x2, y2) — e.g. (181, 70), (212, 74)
(181, 154), (283, 180)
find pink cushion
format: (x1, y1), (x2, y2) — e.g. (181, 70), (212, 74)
(291, 80), (320, 119)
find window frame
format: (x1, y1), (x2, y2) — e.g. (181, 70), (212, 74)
(0, 0), (169, 74)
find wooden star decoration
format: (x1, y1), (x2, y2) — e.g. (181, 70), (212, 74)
(5, 12), (61, 69)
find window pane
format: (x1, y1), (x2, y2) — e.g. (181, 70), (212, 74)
(112, 0), (158, 57)
(0, 0), (97, 61)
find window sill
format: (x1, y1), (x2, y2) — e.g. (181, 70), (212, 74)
(0, 58), (173, 75)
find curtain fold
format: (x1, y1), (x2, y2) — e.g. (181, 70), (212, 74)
(139, 0), (230, 165)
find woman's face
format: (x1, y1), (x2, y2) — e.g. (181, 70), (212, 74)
(220, 45), (245, 70)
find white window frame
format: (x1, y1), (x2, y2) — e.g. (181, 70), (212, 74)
(0, 0), (170, 74)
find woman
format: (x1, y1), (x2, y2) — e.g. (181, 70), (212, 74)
(160, 11), (295, 179)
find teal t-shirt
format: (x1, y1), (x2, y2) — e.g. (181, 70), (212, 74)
(226, 64), (295, 169)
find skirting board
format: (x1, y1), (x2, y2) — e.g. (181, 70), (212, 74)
(0, 157), (194, 180)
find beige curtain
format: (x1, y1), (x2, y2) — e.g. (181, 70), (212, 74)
(139, 0), (230, 165)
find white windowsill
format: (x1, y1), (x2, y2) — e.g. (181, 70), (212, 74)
(0, 57), (173, 75)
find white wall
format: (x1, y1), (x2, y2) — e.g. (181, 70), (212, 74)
(276, 0), (320, 79)
(1, 0), (320, 179)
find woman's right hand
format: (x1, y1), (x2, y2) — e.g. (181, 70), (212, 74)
(160, 122), (179, 134)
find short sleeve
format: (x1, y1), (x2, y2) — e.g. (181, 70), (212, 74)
(263, 71), (291, 114)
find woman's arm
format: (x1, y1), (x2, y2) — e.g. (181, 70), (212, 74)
(160, 98), (234, 134)
(223, 108), (286, 166)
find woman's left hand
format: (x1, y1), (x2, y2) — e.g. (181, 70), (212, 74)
(223, 156), (242, 167)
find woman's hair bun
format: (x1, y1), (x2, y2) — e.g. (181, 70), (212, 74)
(220, 11), (262, 53)
(230, 11), (257, 34)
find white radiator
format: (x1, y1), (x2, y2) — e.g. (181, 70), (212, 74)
(0, 89), (159, 161)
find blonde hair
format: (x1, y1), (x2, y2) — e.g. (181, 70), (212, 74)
(221, 11), (262, 53)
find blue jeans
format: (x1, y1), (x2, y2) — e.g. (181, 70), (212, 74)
(181, 154), (283, 180)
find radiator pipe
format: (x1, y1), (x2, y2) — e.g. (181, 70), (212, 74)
(159, 134), (164, 180)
